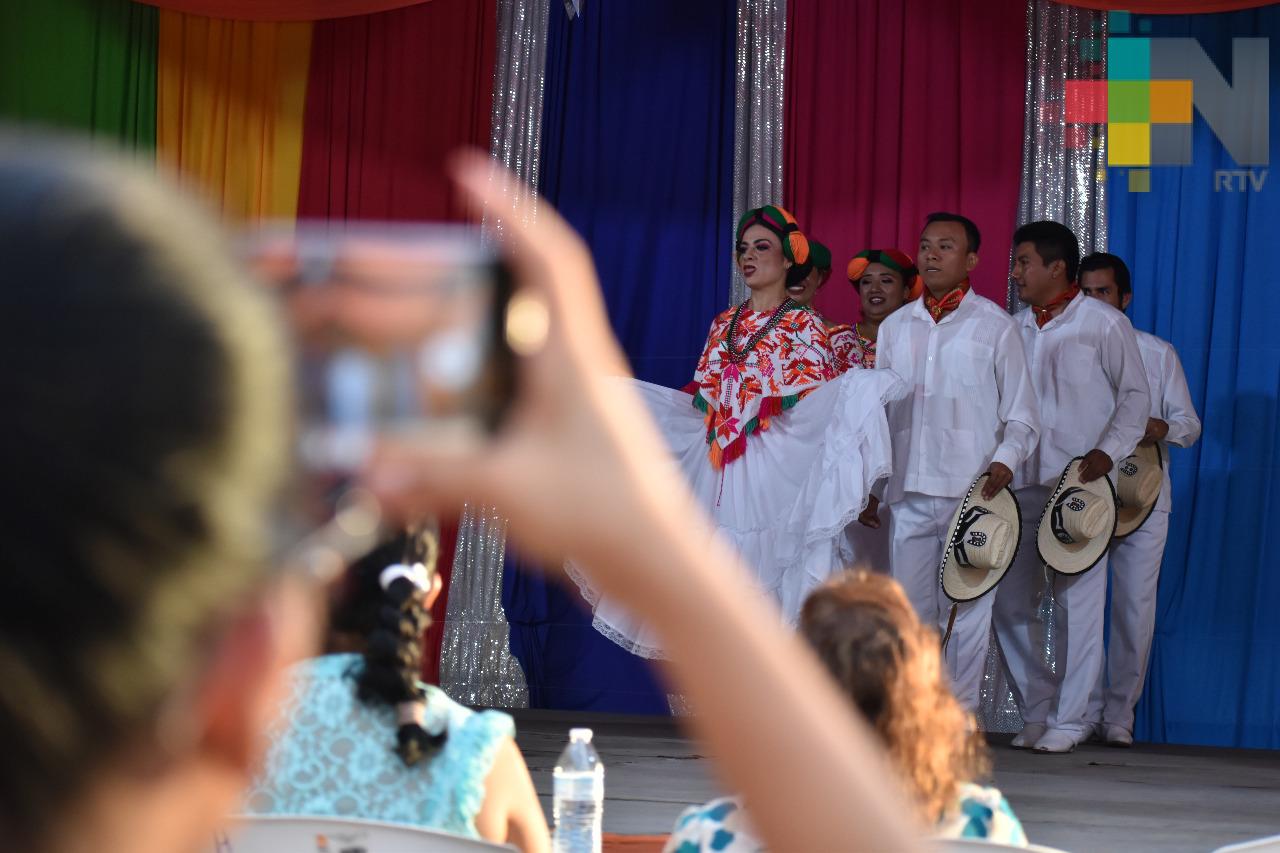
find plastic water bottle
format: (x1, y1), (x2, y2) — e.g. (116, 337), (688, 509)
(552, 727), (604, 853)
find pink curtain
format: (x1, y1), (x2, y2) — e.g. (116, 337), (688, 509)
(784, 0), (1027, 318)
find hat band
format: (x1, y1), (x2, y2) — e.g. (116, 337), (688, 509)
(1050, 487), (1090, 545)
(953, 505), (993, 569)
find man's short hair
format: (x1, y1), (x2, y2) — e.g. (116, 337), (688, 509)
(924, 211), (981, 254)
(1079, 252), (1132, 299)
(1012, 220), (1081, 283)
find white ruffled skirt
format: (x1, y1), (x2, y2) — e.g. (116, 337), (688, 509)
(570, 368), (905, 659)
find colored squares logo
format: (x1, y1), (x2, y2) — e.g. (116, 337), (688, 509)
(1066, 81), (1107, 124)
(1109, 38), (1150, 80)
(1151, 81), (1192, 123)
(1110, 81), (1149, 122)
(1111, 123), (1150, 166)
(1063, 34), (1195, 168)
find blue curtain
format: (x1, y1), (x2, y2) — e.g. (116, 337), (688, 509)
(538, 0), (737, 387)
(501, 550), (672, 713)
(1109, 7), (1279, 748)
(501, 0), (737, 712)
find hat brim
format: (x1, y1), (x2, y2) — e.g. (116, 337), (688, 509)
(1037, 458), (1118, 576)
(941, 473), (1022, 602)
(1114, 443), (1163, 539)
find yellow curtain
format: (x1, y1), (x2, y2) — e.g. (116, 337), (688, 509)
(157, 11), (311, 220)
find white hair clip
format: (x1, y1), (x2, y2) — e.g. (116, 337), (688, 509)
(379, 562), (432, 592)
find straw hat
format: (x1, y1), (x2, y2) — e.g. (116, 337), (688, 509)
(1114, 443), (1163, 539)
(1036, 457), (1118, 575)
(940, 473), (1022, 602)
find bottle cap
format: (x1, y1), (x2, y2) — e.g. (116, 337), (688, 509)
(569, 727), (594, 742)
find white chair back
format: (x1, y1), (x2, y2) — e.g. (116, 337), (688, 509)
(213, 814), (517, 852)
(930, 838), (1072, 853)
(1215, 835), (1280, 853)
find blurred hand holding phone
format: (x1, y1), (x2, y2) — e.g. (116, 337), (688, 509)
(246, 222), (532, 582)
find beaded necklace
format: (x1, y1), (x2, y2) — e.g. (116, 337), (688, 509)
(724, 298), (796, 364)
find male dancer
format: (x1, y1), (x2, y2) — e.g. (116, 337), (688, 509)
(1079, 252), (1201, 747)
(994, 223), (1151, 753)
(862, 212), (1040, 711)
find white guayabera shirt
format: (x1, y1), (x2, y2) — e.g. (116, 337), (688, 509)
(875, 291), (1041, 504)
(1134, 329), (1202, 513)
(1014, 293), (1152, 489)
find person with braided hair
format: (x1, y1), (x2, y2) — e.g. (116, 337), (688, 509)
(666, 571), (1028, 852)
(245, 530), (548, 850)
(570, 206), (907, 657)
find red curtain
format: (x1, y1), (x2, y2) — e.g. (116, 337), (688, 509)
(784, 0), (1027, 318)
(296, 0), (495, 221)
(1053, 0), (1275, 12)
(132, 0), (433, 22)
(292, 0), (495, 679)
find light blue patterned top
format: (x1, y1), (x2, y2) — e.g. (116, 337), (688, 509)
(664, 783), (1028, 852)
(244, 654), (515, 838)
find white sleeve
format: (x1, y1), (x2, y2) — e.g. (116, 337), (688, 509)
(1096, 316), (1153, 463)
(1160, 343), (1201, 448)
(869, 322), (899, 502)
(875, 320), (896, 373)
(990, 322), (1041, 471)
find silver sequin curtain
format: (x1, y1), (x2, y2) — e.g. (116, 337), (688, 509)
(980, 0), (1108, 733)
(437, 0), (553, 709)
(730, 0), (787, 307)
(439, 504), (528, 706)
(1008, 0), (1108, 312)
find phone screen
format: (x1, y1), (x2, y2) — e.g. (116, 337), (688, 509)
(244, 223), (517, 475)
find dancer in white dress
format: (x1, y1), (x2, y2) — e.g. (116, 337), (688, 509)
(574, 206), (905, 658)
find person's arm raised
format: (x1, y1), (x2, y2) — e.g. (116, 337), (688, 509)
(366, 152), (923, 853)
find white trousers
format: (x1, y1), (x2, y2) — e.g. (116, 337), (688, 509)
(1087, 509), (1170, 736)
(992, 485), (1109, 738)
(889, 493), (994, 712)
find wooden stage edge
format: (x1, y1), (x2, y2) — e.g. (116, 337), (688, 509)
(509, 709), (1280, 853)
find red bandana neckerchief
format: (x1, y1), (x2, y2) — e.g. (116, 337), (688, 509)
(924, 281), (970, 323)
(1033, 285), (1080, 328)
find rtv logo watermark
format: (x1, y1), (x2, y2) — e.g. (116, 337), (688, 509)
(1059, 11), (1268, 192)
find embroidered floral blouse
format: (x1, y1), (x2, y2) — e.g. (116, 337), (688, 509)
(691, 303), (835, 468)
(829, 323), (877, 372)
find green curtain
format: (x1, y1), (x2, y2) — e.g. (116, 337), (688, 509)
(0, 0), (157, 149)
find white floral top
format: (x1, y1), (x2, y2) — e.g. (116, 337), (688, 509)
(664, 783), (1028, 852)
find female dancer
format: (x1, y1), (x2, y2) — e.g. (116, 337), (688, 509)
(574, 208), (905, 657)
(829, 248), (919, 372)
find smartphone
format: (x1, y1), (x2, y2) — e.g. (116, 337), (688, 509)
(245, 222), (518, 474)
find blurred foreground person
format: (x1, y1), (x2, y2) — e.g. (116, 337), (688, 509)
(0, 137), (310, 853)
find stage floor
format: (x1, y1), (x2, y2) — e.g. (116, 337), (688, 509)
(512, 710), (1280, 852)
